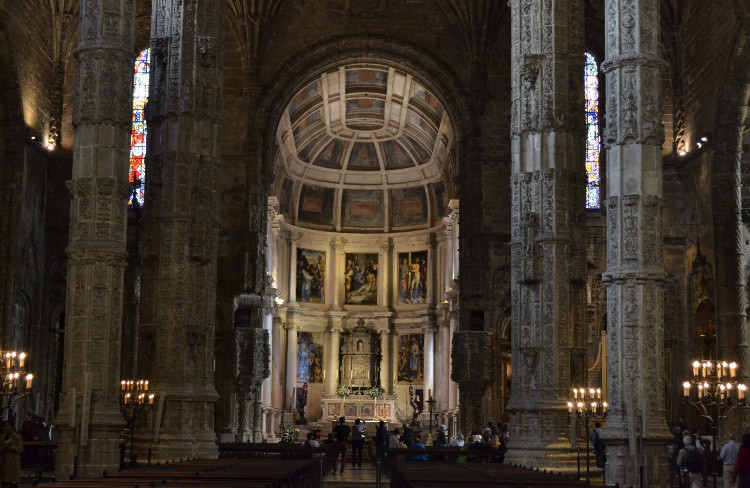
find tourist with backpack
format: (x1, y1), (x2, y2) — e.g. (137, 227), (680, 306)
(678, 435), (706, 488)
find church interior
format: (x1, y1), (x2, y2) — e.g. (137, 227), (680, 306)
(0, 0), (749, 486)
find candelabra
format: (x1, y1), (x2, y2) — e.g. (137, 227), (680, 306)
(120, 380), (155, 468)
(568, 387), (608, 483)
(681, 360), (747, 488)
(426, 394), (436, 436)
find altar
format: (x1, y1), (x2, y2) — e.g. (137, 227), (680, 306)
(321, 394), (398, 422)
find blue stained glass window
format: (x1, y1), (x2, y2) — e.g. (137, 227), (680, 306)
(129, 48), (150, 206)
(585, 52), (600, 209)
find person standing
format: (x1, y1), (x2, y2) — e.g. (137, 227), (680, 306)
(401, 423), (414, 448)
(351, 419), (366, 468)
(0, 421), (22, 488)
(678, 435), (705, 488)
(375, 421), (389, 462)
(332, 416), (351, 475)
(720, 433), (740, 488)
(733, 434), (750, 488)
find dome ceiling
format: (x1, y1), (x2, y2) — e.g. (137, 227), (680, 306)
(274, 63), (456, 232)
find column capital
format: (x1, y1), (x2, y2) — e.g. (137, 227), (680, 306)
(448, 199), (460, 225)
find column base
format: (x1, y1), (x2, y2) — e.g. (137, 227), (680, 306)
(604, 437), (671, 488)
(55, 425), (123, 480)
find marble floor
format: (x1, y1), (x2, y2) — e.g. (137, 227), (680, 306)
(324, 463), (390, 487)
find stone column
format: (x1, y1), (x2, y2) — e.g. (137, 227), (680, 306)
(446, 281), (459, 412)
(326, 322), (342, 394)
(331, 240), (343, 308)
(505, 0), (587, 470)
(285, 322), (297, 410)
(379, 326), (391, 394)
(261, 286), (277, 408)
(448, 201), (459, 280)
(601, 0), (670, 485)
(288, 236), (299, 304)
(137, 0), (224, 461)
(379, 240), (391, 307)
(442, 218), (454, 292)
(423, 325), (435, 399)
(54, 0), (135, 478)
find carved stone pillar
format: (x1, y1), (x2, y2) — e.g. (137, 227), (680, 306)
(54, 0), (135, 479)
(262, 283), (278, 407)
(451, 331), (492, 436)
(448, 200), (459, 279)
(235, 327), (269, 443)
(285, 322), (297, 410)
(601, 0), (670, 485)
(442, 218), (454, 291)
(505, 0), (587, 470)
(138, 0), (224, 462)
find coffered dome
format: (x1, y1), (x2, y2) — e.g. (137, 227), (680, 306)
(274, 63), (456, 232)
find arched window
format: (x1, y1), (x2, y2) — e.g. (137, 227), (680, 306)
(585, 52), (600, 209)
(129, 48), (150, 206)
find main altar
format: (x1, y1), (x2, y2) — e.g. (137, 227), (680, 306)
(321, 394), (398, 422)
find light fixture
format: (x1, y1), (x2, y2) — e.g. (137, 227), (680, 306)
(45, 144), (55, 151)
(679, 150), (687, 157)
(697, 142), (703, 148)
(701, 136), (708, 142)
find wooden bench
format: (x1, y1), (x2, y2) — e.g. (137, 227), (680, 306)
(35, 458), (320, 488)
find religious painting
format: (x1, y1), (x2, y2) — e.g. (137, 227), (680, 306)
(344, 253), (378, 305)
(397, 251), (427, 304)
(342, 190), (384, 228)
(298, 184), (335, 227)
(347, 142), (380, 170)
(397, 334), (424, 383)
(390, 187), (428, 228)
(297, 249), (326, 303)
(297, 332), (324, 383)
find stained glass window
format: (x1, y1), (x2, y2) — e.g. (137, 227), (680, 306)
(585, 51), (600, 209)
(129, 48), (150, 206)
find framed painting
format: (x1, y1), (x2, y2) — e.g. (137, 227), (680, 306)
(344, 253), (378, 305)
(297, 249), (326, 303)
(397, 334), (424, 383)
(297, 332), (324, 383)
(397, 250), (427, 304)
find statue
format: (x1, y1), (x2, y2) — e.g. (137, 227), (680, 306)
(409, 383), (420, 426)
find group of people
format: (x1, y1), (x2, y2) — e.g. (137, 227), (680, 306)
(311, 417), (510, 474)
(669, 426), (750, 488)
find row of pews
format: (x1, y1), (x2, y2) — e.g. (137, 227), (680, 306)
(35, 458), (320, 488)
(388, 459), (593, 488)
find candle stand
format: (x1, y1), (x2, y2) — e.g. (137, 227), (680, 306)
(681, 360), (747, 488)
(426, 396), (436, 436)
(120, 380), (155, 468)
(567, 387), (607, 484)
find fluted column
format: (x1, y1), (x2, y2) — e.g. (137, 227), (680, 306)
(332, 241), (343, 308)
(505, 0), (587, 470)
(601, 0), (670, 485)
(289, 236), (299, 303)
(54, 0), (134, 479)
(285, 322), (297, 410)
(326, 323), (342, 394)
(379, 240), (391, 307)
(423, 325), (435, 399)
(379, 326), (391, 394)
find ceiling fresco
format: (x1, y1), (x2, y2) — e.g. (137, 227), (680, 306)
(275, 63), (456, 232)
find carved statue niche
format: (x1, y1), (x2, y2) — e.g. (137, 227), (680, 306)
(694, 299), (716, 359)
(339, 318), (381, 392)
